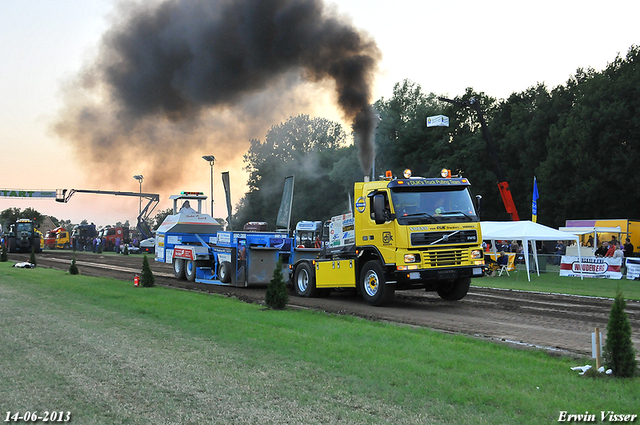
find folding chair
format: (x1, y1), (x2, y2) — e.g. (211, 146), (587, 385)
(497, 255), (510, 276)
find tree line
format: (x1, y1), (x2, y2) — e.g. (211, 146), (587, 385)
(4, 46), (638, 233)
(235, 45), (640, 230)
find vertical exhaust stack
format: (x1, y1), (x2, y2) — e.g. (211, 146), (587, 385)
(54, 0), (381, 190)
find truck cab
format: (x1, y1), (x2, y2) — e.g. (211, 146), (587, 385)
(98, 226), (130, 251)
(357, 174), (484, 292)
(71, 224), (98, 251)
(7, 219), (42, 253)
(292, 170), (485, 306)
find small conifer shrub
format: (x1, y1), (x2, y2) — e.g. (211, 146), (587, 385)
(140, 255), (155, 287)
(603, 287), (637, 377)
(69, 255), (79, 275)
(265, 258), (288, 310)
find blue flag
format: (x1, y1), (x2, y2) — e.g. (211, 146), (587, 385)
(532, 177), (539, 223)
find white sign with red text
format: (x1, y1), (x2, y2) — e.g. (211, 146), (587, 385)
(560, 256), (622, 279)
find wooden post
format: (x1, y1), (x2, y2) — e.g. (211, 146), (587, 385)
(594, 327), (601, 369)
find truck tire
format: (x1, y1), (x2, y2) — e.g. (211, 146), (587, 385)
(218, 261), (232, 283)
(8, 238), (16, 253)
(173, 258), (186, 280)
(437, 277), (470, 301)
(185, 260), (197, 282)
(294, 262), (319, 297)
(360, 260), (395, 306)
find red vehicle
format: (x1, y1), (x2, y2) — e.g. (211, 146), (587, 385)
(44, 227), (65, 249)
(98, 226), (130, 251)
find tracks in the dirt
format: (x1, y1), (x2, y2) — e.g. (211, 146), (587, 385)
(8, 250), (640, 358)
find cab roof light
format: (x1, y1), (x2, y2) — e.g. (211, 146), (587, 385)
(441, 168), (451, 178)
(180, 191), (204, 195)
(403, 169), (412, 179)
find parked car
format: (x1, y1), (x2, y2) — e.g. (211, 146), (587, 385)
(139, 237), (155, 254)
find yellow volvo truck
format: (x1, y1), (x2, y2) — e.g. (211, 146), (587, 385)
(291, 170), (485, 306)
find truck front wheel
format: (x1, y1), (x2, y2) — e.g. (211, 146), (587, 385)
(437, 277), (471, 301)
(294, 262), (319, 297)
(360, 260), (395, 306)
(173, 258), (186, 280)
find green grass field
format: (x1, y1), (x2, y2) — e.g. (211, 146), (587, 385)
(0, 262), (637, 424)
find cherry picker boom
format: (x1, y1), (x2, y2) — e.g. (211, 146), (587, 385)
(0, 188), (160, 239)
(56, 189), (160, 239)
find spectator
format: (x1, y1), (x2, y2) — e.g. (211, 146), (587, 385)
(614, 244), (624, 258)
(497, 251), (509, 267)
(605, 242), (616, 257)
(586, 235), (594, 247)
(554, 241), (566, 265)
(623, 238), (634, 257)
(595, 242), (608, 257)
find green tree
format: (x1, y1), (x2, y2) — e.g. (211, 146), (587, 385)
(603, 287), (637, 377)
(374, 82), (496, 216)
(236, 114), (350, 227)
(265, 258), (288, 310)
(1, 208), (22, 228)
(152, 208), (174, 230)
(20, 207), (44, 225)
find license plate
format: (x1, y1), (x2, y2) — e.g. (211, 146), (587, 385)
(438, 270), (457, 279)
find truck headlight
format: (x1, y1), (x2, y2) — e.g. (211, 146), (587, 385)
(404, 253), (420, 263)
(471, 250), (483, 259)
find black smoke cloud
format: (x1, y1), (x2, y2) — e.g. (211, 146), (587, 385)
(55, 0), (380, 190)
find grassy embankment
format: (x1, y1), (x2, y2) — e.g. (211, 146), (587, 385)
(0, 262), (637, 424)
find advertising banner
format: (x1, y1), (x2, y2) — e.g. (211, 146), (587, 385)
(625, 257), (640, 280)
(560, 256), (622, 279)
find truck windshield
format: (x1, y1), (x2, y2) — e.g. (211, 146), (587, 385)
(390, 186), (478, 225)
(17, 223), (32, 232)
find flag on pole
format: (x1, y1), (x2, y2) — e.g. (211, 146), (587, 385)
(532, 177), (539, 223)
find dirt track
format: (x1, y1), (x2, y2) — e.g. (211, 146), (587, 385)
(11, 250), (640, 359)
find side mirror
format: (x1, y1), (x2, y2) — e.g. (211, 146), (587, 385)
(373, 194), (387, 225)
(475, 195), (483, 219)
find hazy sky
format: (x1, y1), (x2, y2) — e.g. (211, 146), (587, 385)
(1, 0), (638, 227)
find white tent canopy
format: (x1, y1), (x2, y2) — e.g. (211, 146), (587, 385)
(481, 221), (583, 281)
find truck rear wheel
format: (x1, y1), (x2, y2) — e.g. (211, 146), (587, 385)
(173, 258), (186, 280)
(437, 277), (470, 301)
(185, 260), (197, 282)
(360, 260), (395, 306)
(294, 262), (319, 297)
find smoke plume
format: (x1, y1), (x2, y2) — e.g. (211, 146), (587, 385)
(54, 0), (380, 191)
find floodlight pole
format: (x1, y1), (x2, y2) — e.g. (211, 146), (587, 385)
(202, 155), (216, 216)
(133, 175), (144, 216)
